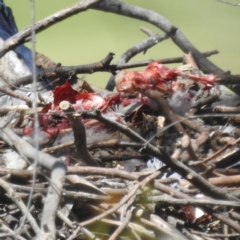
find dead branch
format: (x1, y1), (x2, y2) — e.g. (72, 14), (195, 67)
(11, 52), (115, 89)
(93, 0), (224, 76)
(106, 30), (168, 91)
(0, 179), (43, 238)
(0, 122), (65, 170)
(217, 0), (240, 6)
(0, 0), (103, 58)
(141, 195), (240, 208)
(59, 101), (99, 166)
(67, 166), (139, 181)
(78, 170), (160, 228)
(80, 109), (239, 201)
(40, 161), (66, 239)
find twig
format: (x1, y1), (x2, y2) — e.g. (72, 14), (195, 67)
(67, 166), (139, 181)
(11, 52), (115, 88)
(140, 195), (240, 208)
(93, 0), (224, 75)
(0, 167), (36, 179)
(80, 109), (239, 201)
(141, 215), (187, 240)
(181, 174), (240, 188)
(217, 0), (240, 6)
(190, 230), (240, 238)
(0, 121), (65, 171)
(0, 86), (32, 107)
(114, 49), (219, 70)
(109, 209), (132, 240)
(0, 179), (43, 238)
(10, 50), (218, 89)
(79, 171), (161, 226)
(0, 0), (103, 58)
(154, 181), (240, 233)
(203, 137), (240, 163)
(106, 30), (168, 90)
(40, 161), (66, 239)
(59, 101), (99, 166)
(0, 219), (27, 240)
(10, 183), (111, 201)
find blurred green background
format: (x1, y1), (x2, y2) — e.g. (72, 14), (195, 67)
(5, 0), (240, 88)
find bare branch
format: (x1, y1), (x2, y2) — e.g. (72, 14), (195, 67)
(0, 178), (43, 238)
(217, 0), (240, 6)
(40, 161), (66, 239)
(106, 31), (168, 91)
(93, 0), (224, 76)
(0, 0), (103, 58)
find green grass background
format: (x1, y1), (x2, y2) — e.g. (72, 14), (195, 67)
(5, 0), (240, 88)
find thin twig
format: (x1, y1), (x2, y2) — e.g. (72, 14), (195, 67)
(0, 0), (103, 58)
(93, 0), (224, 75)
(0, 179), (43, 238)
(79, 171), (161, 226)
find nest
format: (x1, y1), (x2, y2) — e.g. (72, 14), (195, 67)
(1, 1), (240, 240)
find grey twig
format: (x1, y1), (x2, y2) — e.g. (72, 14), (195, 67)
(80, 109), (239, 202)
(93, 0), (224, 76)
(0, 179), (43, 238)
(106, 30), (168, 91)
(40, 161), (66, 239)
(0, 0), (103, 58)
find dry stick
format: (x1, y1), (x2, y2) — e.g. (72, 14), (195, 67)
(0, 221), (27, 240)
(0, 167), (36, 179)
(0, 122), (65, 171)
(203, 137), (240, 163)
(141, 216), (187, 240)
(59, 101), (99, 166)
(93, 0), (224, 76)
(67, 166), (139, 181)
(0, 120), (67, 238)
(109, 209), (132, 240)
(0, 86), (32, 107)
(12, 50), (217, 90)
(40, 161), (66, 239)
(7, 50), (217, 91)
(79, 171), (161, 226)
(217, 0), (240, 6)
(96, 152), (147, 162)
(190, 230), (240, 238)
(192, 94), (220, 110)
(10, 183), (111, 201)
(80, 109), (239, 201)
(43, 139), (145, 153)
(140, 89), (199, 162)
(154, 182), (240, 233)
(214, 105), (240, 112)
(0, 0), (103, 58)
(14, 52), (115, 88)
(106, 29), (168, 91)
(141, 195), (240, 208)
(115, 49), (219, 70)
(0, 179), (43, 238)
(42, 140), (74, 153)
(181, 174), (240, 188)
(57, 210), (76, 229)
(100, 218), (155, 238)
(174, 115), (203, 133)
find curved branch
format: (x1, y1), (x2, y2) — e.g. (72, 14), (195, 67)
(105, 31), (168, 91)
(93, 0), (224, 76)
(0, 0), (102, 58)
